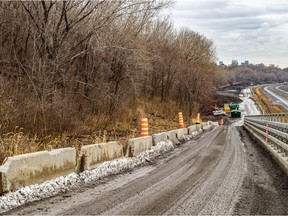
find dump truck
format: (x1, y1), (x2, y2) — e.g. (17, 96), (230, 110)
(231, 110), (241, 118)
(229, 104), (239, 110)
(229, 103), (241, 118)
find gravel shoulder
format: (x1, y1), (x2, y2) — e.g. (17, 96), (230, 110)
(234, 127), (288, 215)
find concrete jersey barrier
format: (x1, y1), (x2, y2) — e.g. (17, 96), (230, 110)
(177, 128), (188, 140)
(196, 124), (203, 132)
(0, 148), (76, 194)
(78, 141), (124, 171)
(152, 132), (168, 146)
(166, 130), (179, 144)
(153, 128), (188, 145)
(126, 136), (153, 157)
(202, 122), (212, 131)
(188, 122), (214, 136)
(188, 125), (198, 135)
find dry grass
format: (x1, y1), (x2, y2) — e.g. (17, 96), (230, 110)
(0, 127), (126, 165)
(0, 98), (206, 164)
(0, 127), (53, 164)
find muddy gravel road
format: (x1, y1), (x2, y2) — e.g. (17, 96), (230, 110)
(6, 125), (288, 215)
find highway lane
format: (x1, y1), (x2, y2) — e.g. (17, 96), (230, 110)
(263, 84), (288, 110)
(276, 85), (288, 95)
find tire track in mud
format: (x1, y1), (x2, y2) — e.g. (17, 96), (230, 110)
(60, 126), (244, 215)
(166, 126), (245, 215)
(62, 127), (227, 215)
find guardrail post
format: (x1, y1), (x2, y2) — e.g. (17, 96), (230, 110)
(266, 122), (268, 145)
(278, 114), (280, 122)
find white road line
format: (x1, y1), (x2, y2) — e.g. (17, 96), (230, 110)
(264, 86), (288, 108)
(276, 86), (288, 95)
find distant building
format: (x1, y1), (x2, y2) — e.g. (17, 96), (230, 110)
(231, 60), (238, 66)
(240, 60), (249, 66)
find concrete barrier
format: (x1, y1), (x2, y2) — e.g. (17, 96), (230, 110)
(0, 148), (76, 194)
(126, 136), (153, 157)
(202, 122), (212, 131)
(195, 124), (203, 133)
(189, 122), (215, 136)
(177, 128), (188, 140)
(78, 142), (124, 172)
(166, 130), (179, 144)
(188, 125), (198, 135)
(210, 121), (219, 126)
(152, 132), (168, 146)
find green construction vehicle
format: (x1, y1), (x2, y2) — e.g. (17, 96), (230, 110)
(229, 103), (241, 118)
(229, 104), (239, 110)
(231, 110), (241, 118)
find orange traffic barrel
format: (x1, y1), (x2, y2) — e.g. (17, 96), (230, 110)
(196, 113), (201, 124)
(141, 118), (149, 137)
(178, 112), (185, 128)
(218, 118), (224, 126)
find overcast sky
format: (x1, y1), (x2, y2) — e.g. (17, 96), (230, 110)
(169, 0), (288, 68)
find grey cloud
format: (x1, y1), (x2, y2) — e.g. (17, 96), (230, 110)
(173, 8), (262, 20)
(171, 0), (288, 68)
(175, 14), (280, 32)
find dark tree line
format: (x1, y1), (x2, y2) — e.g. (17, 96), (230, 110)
(215, 64), (288, 88)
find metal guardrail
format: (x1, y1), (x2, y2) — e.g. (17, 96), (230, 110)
(244, 113), (288, 156)
(245, 113), (288, 123)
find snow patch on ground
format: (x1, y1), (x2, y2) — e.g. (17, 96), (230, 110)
(232, 88), (262, 127)
(0, 141), (174, 213)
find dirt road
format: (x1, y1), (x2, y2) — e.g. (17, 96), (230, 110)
(7, 124), (288, 215)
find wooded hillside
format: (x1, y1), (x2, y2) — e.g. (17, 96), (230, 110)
(0, 0), (216, 136)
